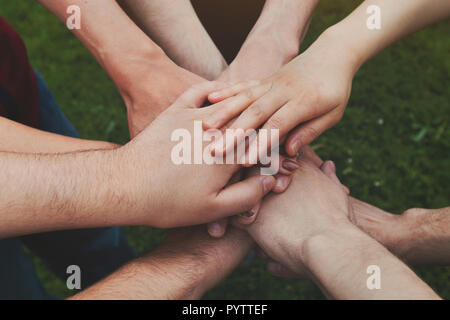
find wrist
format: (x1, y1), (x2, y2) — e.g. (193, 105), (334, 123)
(103, 44), (169, 103)
(315, 25), (366, 76)
(298, 220), (359, 270)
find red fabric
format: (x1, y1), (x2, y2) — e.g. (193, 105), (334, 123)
(0, 16), (39, 127)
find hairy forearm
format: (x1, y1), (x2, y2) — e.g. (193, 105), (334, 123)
(118, 0), (226, 79)
(301, 223), (440, 300)
(352, 198), (450, 266)
(399, 207), (450, 266)
(72, 228), (253, 300)
(0, 117), (118, 153)
(71, 253), (204, 300)
(0, 149), (134, 238)
(326, 0), (450, 71)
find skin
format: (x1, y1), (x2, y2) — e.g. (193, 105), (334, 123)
(37, 0), (205, 137)
(0, 82), (278, 239)
(72, 226), (253, 300)
(205, 0), (450, 158)
(117, 0), (226, 80)
(207, 0), (319, 236)
(244, 156), (440, 299)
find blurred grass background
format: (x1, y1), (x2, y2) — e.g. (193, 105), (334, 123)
(1, 0), (449, 299)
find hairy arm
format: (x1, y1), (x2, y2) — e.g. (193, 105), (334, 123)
(0, 148), (136, 238)
(71, 227), (253, 299)
(36, 0), (204, 137)
(353, 199), (450, 266)
(117, 0), (226, 80)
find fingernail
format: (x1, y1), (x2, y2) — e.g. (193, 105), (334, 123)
(282, 159), (300, 171)
(240, 202), (260, 218)
(209, 92), (221, 100)
(275, 176), (287, 190)
(262, 176), (274, 193)
(208, 223), (222, 236)
(291, 140), (301, 154)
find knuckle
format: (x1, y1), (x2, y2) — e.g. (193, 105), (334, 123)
(246, 104), (265, 121)
(266, 115), (284, 130)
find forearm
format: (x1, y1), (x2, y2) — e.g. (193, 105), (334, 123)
(325, 0), (450, 71)
(259, 0), (318, 47)
(72, 228), (253, 300)
(0, 117), (118, 153)
(397, 207), (450, 266)
(118, 0), (226, 79)
(301, 223), (440, 299)
(0, 148), (133, 238)
(36, 0), (168, 94)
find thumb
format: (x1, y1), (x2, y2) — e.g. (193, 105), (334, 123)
(213, 175), (275, 219)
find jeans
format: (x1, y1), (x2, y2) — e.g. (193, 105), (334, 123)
(0, 71), (135, 299)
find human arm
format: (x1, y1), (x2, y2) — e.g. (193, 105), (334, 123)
(71, 226), (253, 299)
(245, 157), (440, 299)
(218, 0), (318, 83)
(0, 116), (117, 153)
(117, 0), (226, 80)
(36, 0), (204, 137)
(205, 0), (450, 157)
(0, 82), (275, 238)
(352, 201), (450, 266)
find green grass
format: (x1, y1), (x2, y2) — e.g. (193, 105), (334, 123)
(1, 0), (449, 299)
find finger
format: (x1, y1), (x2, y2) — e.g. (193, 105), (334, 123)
(203, 82), (273, 130)
(320, 160), (350, 195)
(267, 261), (306, 279)
(207, 218), (228, 238)
(176, 81), (227, 109)
(320, 160), (342, 186)
(208, 80), (261, 103)
(273, 174), (292, 193)
(214, 175), (276, 218)
(285, 111), (339, 156)
(235, 201), (260, 225)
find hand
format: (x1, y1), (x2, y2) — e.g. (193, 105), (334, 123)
(118, 81), (277, 228)
(149, 226), (254, 299)
(204, 30), (358, 157)
(116, 54), (205, 138)
(244, 155), (353, 273)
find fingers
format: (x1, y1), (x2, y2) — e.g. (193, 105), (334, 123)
(260, 100), (325, 142)
(285, 111), (339, 156)
(273, 174), (293, 193)
(207, 218), (228, 238)
(208, 80), (261, 103)
(214, 175), (276, 219)
(176, 81), (228, 109)
(204, 82), (273, 130)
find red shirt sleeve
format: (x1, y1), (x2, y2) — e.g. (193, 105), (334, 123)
(0, 16), (39, 128)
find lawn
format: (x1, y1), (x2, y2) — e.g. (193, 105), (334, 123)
(1, 0), (449, 299)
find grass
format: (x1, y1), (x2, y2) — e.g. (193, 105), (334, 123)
(1, 0), (449, 299)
